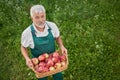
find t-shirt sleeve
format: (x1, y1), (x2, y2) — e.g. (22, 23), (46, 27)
(53, 23), (60, 38)
(21, 30), (30, 48)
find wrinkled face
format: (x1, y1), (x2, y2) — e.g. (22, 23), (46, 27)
(31, 12), (46, 28)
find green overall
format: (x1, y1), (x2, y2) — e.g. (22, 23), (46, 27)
(30, 24), (63, 80)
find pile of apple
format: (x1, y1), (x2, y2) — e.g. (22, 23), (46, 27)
(31, 51), (66, 73)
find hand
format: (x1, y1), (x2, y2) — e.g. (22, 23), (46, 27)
(26, 58), (34, 69)
(60, 46), (68, 54)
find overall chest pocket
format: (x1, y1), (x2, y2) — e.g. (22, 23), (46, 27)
(34, 36), (50, 45)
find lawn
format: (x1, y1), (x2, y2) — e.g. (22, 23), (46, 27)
(0, 0), (120, 80)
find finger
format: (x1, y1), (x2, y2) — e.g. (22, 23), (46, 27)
(28, 64), (34, 69)
(63, 50), (65, 54)
(61, 49), (63, 54)
(62, 51), (64, 54)
(64, 50), (67, 55)
(27, 61), (33, 68)
(66, 49), (68, 54)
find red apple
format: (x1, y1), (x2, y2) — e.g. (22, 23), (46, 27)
(45, 64), (50, 69)
(49, 54), (53, 58)
(53, 51), (59, 58)
(46, 59), (54, 67)
(60, 55), (66, 62)
(45, 56), (52, 63)
(36, 68), (40, 73)
(43, 53), (49, 59)
(55, 62), (62, 69)
(35, 64), (39, 70)
(31, 58), (39, 65)
(38, 61), (46, 67)
(36, 66), (44, 73)
(43, 67), (49, 72)
(49, 66), (55, 71)
(52, 57), (59, 63)
(38, 55), (45, 61)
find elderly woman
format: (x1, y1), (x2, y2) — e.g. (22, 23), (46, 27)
(21, 5), (67, 80)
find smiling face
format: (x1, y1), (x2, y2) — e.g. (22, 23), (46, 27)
(31, 11), (46, 28)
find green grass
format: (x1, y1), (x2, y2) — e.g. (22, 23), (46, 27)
(0, 0), (120, 80)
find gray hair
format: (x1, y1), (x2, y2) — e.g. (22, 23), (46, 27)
(30, 5), (45, 17)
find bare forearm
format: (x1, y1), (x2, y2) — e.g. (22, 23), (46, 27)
(56, 36), (67, 54)
(56, 36), (64, 48)
(21, 45), (30, 60)
(21, 45), (34, 69)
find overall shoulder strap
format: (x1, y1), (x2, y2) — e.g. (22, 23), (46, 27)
(46, 22), (52, 31)
(30, 25), (36, 36)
